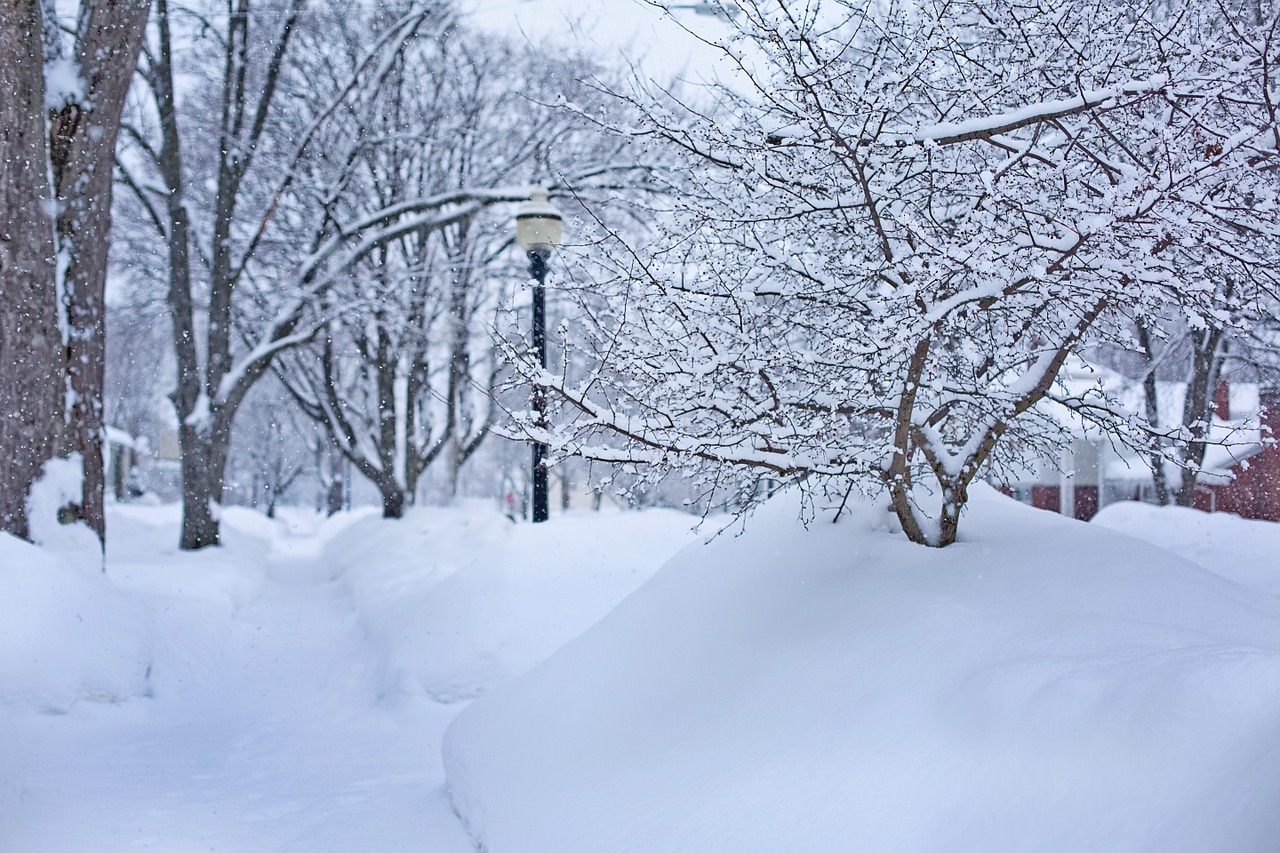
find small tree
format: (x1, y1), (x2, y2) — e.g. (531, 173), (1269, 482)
(515, 0), (1280, 545)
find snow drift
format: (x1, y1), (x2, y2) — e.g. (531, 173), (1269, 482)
(0, 533), (152, 713)
(3, 502), (702, 853)
(443, 488), (1280, 852)
(325, 503), (707, 702)
(1094, 500), (1280, 598)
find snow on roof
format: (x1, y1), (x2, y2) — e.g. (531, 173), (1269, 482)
(1044, 357), (1265, 476)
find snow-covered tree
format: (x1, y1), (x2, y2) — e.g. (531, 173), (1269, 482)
(222, 376), (318, 517)
(516, 0), (1280, 545)
(0, 0), (62, 540)
(118, 0), (481, 546)
(271, 24), (649, 517)
(0, 0), (149, 542)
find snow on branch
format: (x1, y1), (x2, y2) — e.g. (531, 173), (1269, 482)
(511, 0), (1280, 546)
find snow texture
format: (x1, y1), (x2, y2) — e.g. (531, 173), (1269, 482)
(7, 492), (1280, 852)
(0, 533), (150, 714)
(0, 501), (702, 852)
(1094, 501), (1280, 598)
(444, 488), (1280, 852)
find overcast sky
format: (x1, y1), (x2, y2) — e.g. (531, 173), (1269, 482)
(459, 0), (735, 85)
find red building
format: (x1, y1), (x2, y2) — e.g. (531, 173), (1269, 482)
(1003, 367), (1280, 523)
(1193, 388), (1280, 522)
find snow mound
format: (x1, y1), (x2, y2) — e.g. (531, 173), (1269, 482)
(325, 503), (706, 703)
(1093, 501), (1280, 597)
(0, 533), (153, 713)
(443, 488), (1280, 853)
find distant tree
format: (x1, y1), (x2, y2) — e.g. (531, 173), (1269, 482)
(514, 0), (1280, 546)
(118, 0), (484, 546)
(104, 287), (170, 448)
(272, 24), (646, 517)
(223, 379), (316, 517)
(1128, 315), (1235, 507)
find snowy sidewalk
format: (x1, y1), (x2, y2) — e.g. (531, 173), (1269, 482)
(2, 503), (702, 852)
(5, 526), (474, 852)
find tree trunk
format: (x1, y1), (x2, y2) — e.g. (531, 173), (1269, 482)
(47, 0), (151, 545)
(325, 437), (345, 516)
(444, 440), (463, 501)
(1135, 323), (1172, 505)
(177, 406), (235, 549)
(151, 0), (249, 551)
(0, 0), (61, 540)
(379, 481), (406, 519)
(1173, 329), (1224, 507)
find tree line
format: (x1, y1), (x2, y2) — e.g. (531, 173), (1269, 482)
(3, 0), (638, 548)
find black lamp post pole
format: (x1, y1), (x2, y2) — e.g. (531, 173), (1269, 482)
(529, 248), (550, 523)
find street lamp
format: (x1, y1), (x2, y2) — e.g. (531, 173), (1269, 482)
(515, 185), (563, 523)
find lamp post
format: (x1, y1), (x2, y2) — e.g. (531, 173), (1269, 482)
(515, 186), (563, 523)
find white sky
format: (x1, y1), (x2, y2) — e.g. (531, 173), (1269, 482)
(459, 0), (736, 85)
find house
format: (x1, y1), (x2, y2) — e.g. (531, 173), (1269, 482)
(1191, 386), (1280, 520)
(998, 360), (1280, 522)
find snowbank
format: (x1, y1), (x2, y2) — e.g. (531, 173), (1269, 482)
(325, 503), (706, 702)
(0, 533), (152, 713)
(3, 501), (704, 852)
(443, 488), (1280, 852)
(1093, 501), (1280, 597)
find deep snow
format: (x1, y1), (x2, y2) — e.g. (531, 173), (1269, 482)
(6, 493), (1280, 852)
(443, 490), (1280, 852)
(1094, 500), (1280, 597)
(0, 501), (704, 852)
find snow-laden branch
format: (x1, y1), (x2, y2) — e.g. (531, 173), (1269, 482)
(894, 76), (1170, 146)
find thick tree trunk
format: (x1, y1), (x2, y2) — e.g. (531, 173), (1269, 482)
(47, 0), (150, 545)
(325, 437), (345, 516)
(0, 0), (61, 540)
(327, 478), (345, 516)
(178, 421), (233, 550)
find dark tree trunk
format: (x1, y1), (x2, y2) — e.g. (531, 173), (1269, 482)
(0, 0), (61, 540)
(150, 0), (297, 550)
(1173, 329), (1225, 507)
(379, 482), (406, 519)
(47, 0), (151, 545)
(178, 416), (232, 550)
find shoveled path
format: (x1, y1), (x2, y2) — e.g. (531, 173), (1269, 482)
(3, 523), (476, 853)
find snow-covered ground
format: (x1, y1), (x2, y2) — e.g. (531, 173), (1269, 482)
(444, 490), (1280, 852)
(5, 492), (1280, 852)
(1094, 500), (1280, 598)
(0, 501), (704, 851)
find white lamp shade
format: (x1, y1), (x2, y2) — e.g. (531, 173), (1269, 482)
(515, 186), (564, 253)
